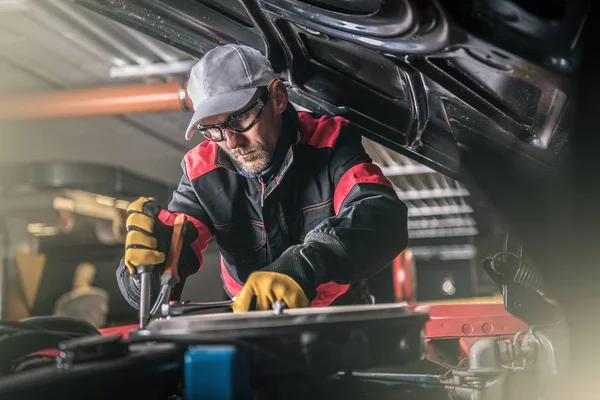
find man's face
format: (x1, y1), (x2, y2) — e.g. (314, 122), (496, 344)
(200, 83), (287, 174)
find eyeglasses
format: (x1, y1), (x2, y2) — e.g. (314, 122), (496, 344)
(197, 89), (270, 142)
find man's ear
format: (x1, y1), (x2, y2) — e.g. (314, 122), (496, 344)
(270, 80), (288, 116)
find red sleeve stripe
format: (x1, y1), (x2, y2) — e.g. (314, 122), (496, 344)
(311, 282), (350, 307)
(184, 141), (219, 181)
(158, 209), (212, 271)
(298, 112), (348, 149)
(220, 258), (243, 296)
(333, 162), (393, 214)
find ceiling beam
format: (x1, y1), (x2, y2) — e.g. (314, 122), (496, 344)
(396, 187), (470, 200)
(407, 204), (473, 217)
(408, 226), (479, 239)
(379, 164), (436, 176)
(407, 216), (476, 229)
(110, 60), (196, 79)
(410, 244), (477, 260)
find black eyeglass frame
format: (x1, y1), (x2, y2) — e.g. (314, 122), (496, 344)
(196, 89), (271, 142)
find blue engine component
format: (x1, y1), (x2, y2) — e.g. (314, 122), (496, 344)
(184, 345), (251, 400)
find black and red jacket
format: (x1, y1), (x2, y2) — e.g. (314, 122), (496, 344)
(117, 107), (408, 308)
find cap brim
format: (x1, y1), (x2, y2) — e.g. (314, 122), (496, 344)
(185, 87), (259, 140)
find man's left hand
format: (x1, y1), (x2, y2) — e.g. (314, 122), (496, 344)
(232, 271), (310, 312)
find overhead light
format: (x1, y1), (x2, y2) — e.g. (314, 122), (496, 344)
(441, 278), (457, 296)
(36, 226), (59, 236)
(27, 223), (59, 237)
(27, 223), (45, 234)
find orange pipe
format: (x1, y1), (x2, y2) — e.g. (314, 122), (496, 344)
(0, 81), (193, 120)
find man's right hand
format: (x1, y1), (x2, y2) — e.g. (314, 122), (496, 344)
(124, 197), (166, 274)
(123, 197), (198, 276)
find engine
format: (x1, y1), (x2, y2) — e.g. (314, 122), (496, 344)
(442, 323), (568, 400)
(0, 299), (569, 400)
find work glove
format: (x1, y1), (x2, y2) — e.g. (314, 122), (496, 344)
(231, 244), (329, 312)
(124, 197), (199, 278)
(232, 271), (310, 312)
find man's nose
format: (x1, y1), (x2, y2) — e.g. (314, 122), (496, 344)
(224, 130), (245, 149)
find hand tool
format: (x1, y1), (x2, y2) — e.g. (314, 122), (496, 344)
(272, 300), (287, 314)
(137, 264), (154, 329)
(138, 213), (186, 328)
(165, 300), (234, 316)
(149, 214), (187, 318)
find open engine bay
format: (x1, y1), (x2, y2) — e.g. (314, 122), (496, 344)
(0, 244), (568, 400)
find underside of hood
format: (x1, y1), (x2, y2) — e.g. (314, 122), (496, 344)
(74, 0), (584, 184)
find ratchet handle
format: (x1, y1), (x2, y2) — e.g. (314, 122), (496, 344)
(135, 265), (155, 274)
(147, 214), (187, 321)
(163, 214), (186, 281)
(137, 266), (154, 329)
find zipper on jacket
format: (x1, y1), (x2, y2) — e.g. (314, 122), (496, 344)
(257, 177), (272, 263)
(259, 177), (265, 207)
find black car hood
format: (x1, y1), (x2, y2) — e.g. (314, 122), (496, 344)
(74, 0), (586, 182)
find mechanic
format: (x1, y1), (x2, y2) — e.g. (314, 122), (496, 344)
(116, 44), (409, 312)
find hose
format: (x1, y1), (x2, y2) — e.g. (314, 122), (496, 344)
(490, 251), (547, 294)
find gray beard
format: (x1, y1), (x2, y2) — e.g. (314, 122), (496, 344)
(233, 149), (273, 175)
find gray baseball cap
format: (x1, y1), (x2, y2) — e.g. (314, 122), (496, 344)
(185, 44), (277, 140)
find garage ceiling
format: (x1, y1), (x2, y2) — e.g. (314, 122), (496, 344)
(0, 0), (196, 184)
(0, 0), (476, 248)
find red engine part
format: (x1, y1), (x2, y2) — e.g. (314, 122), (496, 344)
(99, 324), (137, 339)
(393, 249), (417, 304)
(409, 303), (528, 362)
(408, 303), (527, 339)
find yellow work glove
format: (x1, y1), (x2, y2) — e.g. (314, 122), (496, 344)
(232, 271), (310, 312)
(124, 197), (199, 276)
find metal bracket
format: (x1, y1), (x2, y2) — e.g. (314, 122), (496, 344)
(482, 257), (560, 326)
